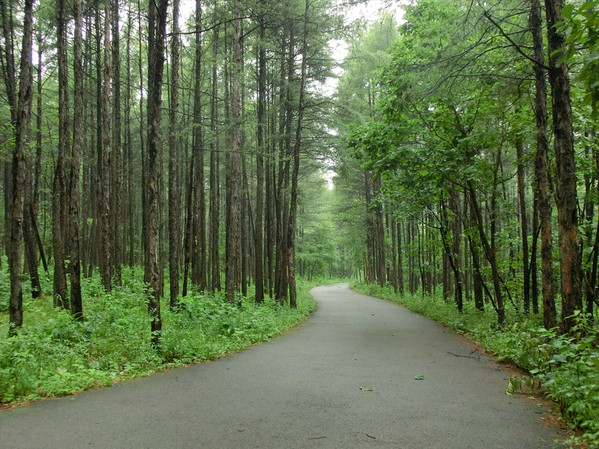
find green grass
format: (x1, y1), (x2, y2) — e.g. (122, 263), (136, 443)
(351, 281), (599, 449)
(0, 269), (318, 405)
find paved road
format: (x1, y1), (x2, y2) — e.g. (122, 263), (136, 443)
(1, 284), (563, 448)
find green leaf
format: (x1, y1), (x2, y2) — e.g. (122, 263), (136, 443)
(562, 4), (575, 20)
(414, 375), (425, 381)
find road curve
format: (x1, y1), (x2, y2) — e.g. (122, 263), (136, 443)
(1, 283), (564, 448)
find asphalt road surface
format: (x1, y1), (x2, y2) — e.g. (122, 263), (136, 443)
(1, 283), (564, 448)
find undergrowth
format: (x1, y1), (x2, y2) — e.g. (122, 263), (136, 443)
(0, 269), (317, 405)
(352, 281), (599, 449)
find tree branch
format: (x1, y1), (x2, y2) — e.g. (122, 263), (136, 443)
(483, 10), (549, 71)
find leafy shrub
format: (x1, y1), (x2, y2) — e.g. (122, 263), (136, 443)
(0, 271), (317, 404)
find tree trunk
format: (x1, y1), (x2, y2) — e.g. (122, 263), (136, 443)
(466, 195), (484, 312)
(531, 0), (557, 328)
(397, 221), (404, 294)
(168, 0), (181, 308)
(449, 188), (463, 311)
(225, 0), (243, 302)
(191, 0), (207, 291)
(0, 0), (15, 268)
(53, 0), (70, 308)
(23, 196), (40, 298)
(100, 0), (112, 292)
(254, 0), (266, 304)
(286, 0), (310, 308)
(265, 84), (275, 298)
(8, 0), (33, 334)
(391, 216), (398, 294)
(69, 0), (84, 320)
(209, 25), (220, 292)
(439, 200), (463, 312)
(20, 32), (40, 299)
(125, 6), (135, 267)
(516, 132), (530, 313)
(138, 0), (147, 264)
(373, 176), (386, 287)
(275, 30), (295, 302)
(111, 0), (122, 286)
(530, 191), (540, 314)
(182, 147), (194, 297)
(145, 0), (168, 345)
(545, 0), (583, 331)
(364, 171), (375, 283)
(468, 181), (505, 325)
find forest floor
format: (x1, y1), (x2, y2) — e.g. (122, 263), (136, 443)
(0, 283), (567, 448)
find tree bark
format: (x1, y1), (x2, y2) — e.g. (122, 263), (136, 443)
(530, 191), (540, 314)
(468, 181), (505, 325)
(225, 0), (243, 302)
(439, 200), (463, 312)
(286, 0), (310, 308)
(111, 0), (122, 286)
(145, 0), (168, 345)
(100, 0), (112, 292)
(191, 0), (207, 291)
(516, 132), (530, 313)
(69, 0), (84, 320)
(8, 0), (33, 334)
(449, 188), (463, 311)
(125, 6), (135, 267)
(531, 0), (557, 328)
(373, 176), (386, 288)
(53, 0), (70, 308)
(391, 216), (398, 294)
(168, 0), (181, 308)
(254, 0), (266, 304)
(544, 0), (583, 331)
(397, 221), (404, 294)
(275, 31), (294, 302)
(209, 25), (221, 292)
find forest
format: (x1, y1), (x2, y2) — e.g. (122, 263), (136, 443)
(1, 0), (598, 445)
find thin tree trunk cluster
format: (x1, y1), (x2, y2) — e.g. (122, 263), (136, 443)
(1, 0), (323, 338)
(338, 0), (598, 331)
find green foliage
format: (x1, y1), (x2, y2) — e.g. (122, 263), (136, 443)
(561, 0), (599, 119)
(0, 271), (317, 405)
(298, 179), (343, 278)
(351, 282), (599, 448)
(160, 291), (316, 364)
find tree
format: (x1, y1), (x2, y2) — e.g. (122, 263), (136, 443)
(191, 0), (207, 291)
(286, 0), (310, 307)
(100, 0), (113, 292)
(53, 0), (70, 308)
(111, 0), (123, 286)
(209, 23), (221, 292)
(7, 0), (34, 334)
(145, 0), (169, 344)
(70, 0), (84, 320)
(225, 0), (243, 303)
(545, 0), (583, 332)
(531, 0), (556, 329)
(168, 0), (182, 308)
(254, 0), (267, 304)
